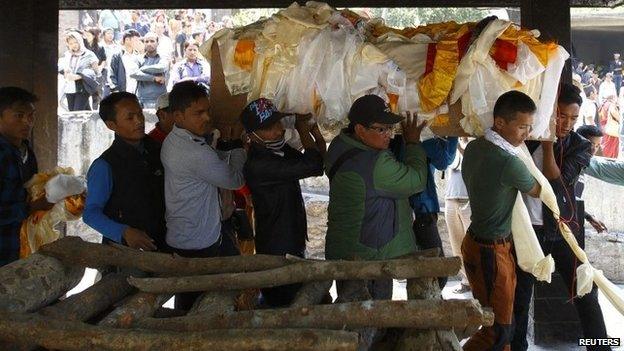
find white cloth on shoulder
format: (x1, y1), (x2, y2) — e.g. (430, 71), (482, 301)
(484, 128), (555, 282)
(485, 128), (624, 316)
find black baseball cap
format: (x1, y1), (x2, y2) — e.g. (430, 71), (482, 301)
(240, 98), (287, 133)
(348, 95), (403, 126)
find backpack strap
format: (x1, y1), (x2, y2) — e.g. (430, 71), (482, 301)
(327, 148), (364, 182)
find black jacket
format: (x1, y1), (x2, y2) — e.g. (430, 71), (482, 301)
(109, 51), (127, 92)
(529, 132), (591, 240)
(101, 136), (166, 249)
(244, 143), (323, 256)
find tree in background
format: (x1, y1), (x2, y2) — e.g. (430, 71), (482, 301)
(368, 8), (492, 27)
(231, 8), (280, 27)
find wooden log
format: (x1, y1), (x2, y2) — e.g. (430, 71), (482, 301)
(98, 292), (172, 328)
(39, 236), (291, 275)
(187, 291), (238, 317)
(128, 256), (462, 294)
(39, 272), (133, 321)
(396, 278), (465, 351)
(153, 307), (188, 318)
(0, 313), (358, 351)
(133, 299), (491, 331)
(290, 281), (333, 307)
(0, 253), (83, 313)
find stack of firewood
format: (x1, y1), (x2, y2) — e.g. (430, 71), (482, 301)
(0, 237), (493, 351)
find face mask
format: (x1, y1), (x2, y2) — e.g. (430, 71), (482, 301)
(252, 132), (286, 151)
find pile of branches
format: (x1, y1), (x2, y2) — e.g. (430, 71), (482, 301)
(0, 237), (493, 350)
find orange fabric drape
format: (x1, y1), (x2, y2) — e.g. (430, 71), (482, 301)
(418, 24), (471, 113)
(234, 39), (256, 71)
(496, 25), (558, 68)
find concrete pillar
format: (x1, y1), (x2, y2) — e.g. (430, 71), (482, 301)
(521, 0), (572, 83)
(521, 1), (579, 346)
(0, 0), (59, 171)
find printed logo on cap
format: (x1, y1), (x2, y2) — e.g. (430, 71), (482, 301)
(249, 98), (276, 123)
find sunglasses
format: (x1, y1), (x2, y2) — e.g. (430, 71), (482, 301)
(365, 125), (394, 135)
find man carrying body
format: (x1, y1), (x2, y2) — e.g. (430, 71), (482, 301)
(161, 81), (245, 310)
(404, 136), (457, 289)
(242, 99), (325, 307)
(576, 125), (608, 233)
(0, 87), (54, 266)
(512, 84), (609, 351)
(131, 32), (168, 109)
(83, 92), (166, 252)
(462, 91), (541, 351)
(325, 95), (428, 300)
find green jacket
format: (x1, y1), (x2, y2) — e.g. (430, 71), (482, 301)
(325, 132), (427, 260)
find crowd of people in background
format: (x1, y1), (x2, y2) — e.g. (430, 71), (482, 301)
(573, 52), (624, 159)
(58, 9), (233, 111)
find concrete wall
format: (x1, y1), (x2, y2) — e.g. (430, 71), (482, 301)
(0, 0), (59, 171)
(584, 176), (624, 233)
(572, 29), (624, 69)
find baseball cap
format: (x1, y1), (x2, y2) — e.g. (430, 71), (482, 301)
(240, 98), (287, 133)
(348, 95), (403, 126)
(156, 93), (169, 111)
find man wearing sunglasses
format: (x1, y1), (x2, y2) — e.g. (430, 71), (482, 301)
(325, 94), (428, 305)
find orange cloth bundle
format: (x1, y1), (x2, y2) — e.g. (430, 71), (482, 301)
(234, 39), (256, 71)
(19, 168), (86, 258)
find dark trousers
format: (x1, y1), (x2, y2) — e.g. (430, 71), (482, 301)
(336, 279), (393, 350)
(412, 213), (447, 289)
(171, 220), (240, 311)
(66, 92), (91, 111)
(614, 74), (622, 96)
(0, 223), (20, 267)
(511, 226), (609, 351)
(256, 242), (304, 307)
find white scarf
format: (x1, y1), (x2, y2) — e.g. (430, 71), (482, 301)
(484, 128), (555, 283)
(484, 128), (519, 156)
